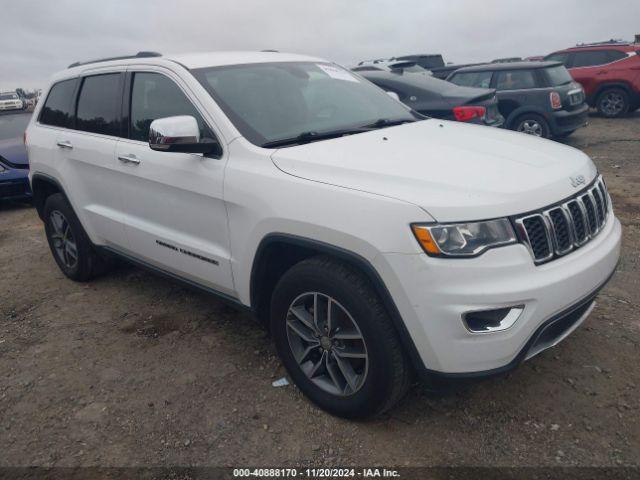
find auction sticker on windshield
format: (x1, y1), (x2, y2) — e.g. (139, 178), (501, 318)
(317, 64), (359, 82)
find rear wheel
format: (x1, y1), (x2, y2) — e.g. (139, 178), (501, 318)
(514, 113), (550, 138)
(43, 193), (112, 281)
(596, 88), (629, 118)
(270, 256), (412, 418)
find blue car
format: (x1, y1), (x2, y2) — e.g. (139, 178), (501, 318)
(0, 137), (31, 202)
(0, 112), (31, 202)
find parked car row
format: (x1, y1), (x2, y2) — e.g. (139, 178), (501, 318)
(354, 39), (639, 140)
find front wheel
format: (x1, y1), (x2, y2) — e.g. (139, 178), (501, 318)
(596, 88), (630, 118)
(270, 256), (412, 418)
(513, 113), (550, 138)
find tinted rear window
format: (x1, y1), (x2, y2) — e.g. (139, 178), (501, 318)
(544, 65), (573, 86)
(75, 74), (122, 136)
(39, 79), (76, 128)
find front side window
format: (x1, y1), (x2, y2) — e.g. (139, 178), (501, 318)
(129, 72), (214, 142)
(192, 62), (416, 147)
(495, 70), (537, 90)
(571, 50), (612, 68)
(448, 71), (492, 89)
(39, 79), (76, 128)
(75, 74), (122, 136)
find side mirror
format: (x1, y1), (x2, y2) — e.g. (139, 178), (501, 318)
(386, 91), (400, 101)
(149, 115), (219, 155)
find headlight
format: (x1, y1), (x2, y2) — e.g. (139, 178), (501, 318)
(411, 218), (516, 257)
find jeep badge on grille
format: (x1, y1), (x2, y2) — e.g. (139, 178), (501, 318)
(570, 175), (586, 188)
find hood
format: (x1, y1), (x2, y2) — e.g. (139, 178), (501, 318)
(271, 120), (596, 222)
(0, 138), (29, 168)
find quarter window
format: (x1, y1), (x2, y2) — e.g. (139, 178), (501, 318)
(39, 79), (77, 128)
(75, 74), (122, 136)
(129, 72), (213, 142)
(495, 70), (537, 90)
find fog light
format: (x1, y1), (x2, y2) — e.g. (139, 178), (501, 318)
(462, 305), (524, 333)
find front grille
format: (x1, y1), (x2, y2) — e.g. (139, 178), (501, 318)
(515, 176), (610, 264)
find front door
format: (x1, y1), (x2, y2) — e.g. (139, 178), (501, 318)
(115, 69), (234, 296)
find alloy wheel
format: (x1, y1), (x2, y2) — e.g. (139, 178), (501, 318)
(600, 92), (625, 117)
(285, 292), (368, 396)
(517, 119), (543, 136)
(49, 210), (78, 269)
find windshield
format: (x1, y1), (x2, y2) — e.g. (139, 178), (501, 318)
(193, 62), (418, 147)
(544, 65), (573, 86)
(0, 93), (19, 101)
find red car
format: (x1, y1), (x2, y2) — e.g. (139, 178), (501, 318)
(545, 42), (640, 117)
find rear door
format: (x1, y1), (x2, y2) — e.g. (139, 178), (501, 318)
(52, 71), (128, 248)
(115, 68), (234, 295)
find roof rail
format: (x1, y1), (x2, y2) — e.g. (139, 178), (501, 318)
(68, 51), (162, 69)
(574, 39), (631, 48)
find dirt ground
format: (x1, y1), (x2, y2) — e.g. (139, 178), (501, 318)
(1, 113), (639, 468)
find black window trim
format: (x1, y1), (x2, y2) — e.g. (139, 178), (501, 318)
(123, 69), (223, 159)
(73, 72), (125, 138)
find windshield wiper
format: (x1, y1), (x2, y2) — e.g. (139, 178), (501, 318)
(362, 118), (417, 129)
(261, 128), (371, 148)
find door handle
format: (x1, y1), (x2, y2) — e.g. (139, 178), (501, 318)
(56, 140), (73, 149)
(118, 154), (141, 165)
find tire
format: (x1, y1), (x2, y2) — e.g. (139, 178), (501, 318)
(513, 113), (551, 139)
(596, 88), (630, 118)
(43, 193), (112, 281)
(270, 255), (412, 418)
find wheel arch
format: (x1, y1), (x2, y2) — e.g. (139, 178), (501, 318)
(592, 82), (633, 103)
(249, 233), (427, 373)
(31, 173), (68, 220)
(506, 106), (549, 129)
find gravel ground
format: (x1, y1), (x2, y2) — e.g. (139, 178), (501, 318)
(0, 113), (638, 468)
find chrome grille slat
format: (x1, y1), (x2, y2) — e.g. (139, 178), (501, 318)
(515, 175), (610, 264)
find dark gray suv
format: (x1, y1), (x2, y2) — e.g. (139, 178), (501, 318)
(447, 61), (589, 139)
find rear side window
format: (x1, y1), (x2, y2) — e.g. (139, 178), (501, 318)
(495, 70), (537, 90)
(449, 71), (492, 88)
(75, 74), (122, 136)
(129, 72), (213, 142)
(39, 79), (76, 128)
(607, 50), (628, 62)
(572, 50), (613, 68)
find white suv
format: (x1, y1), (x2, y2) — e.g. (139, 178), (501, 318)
(26, 51), (621, 418)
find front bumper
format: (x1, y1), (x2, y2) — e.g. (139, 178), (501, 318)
(549, 104), (589, 135)
(374, 212), (621, 375)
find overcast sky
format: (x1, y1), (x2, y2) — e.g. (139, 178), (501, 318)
(2, 0), (639, 91)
